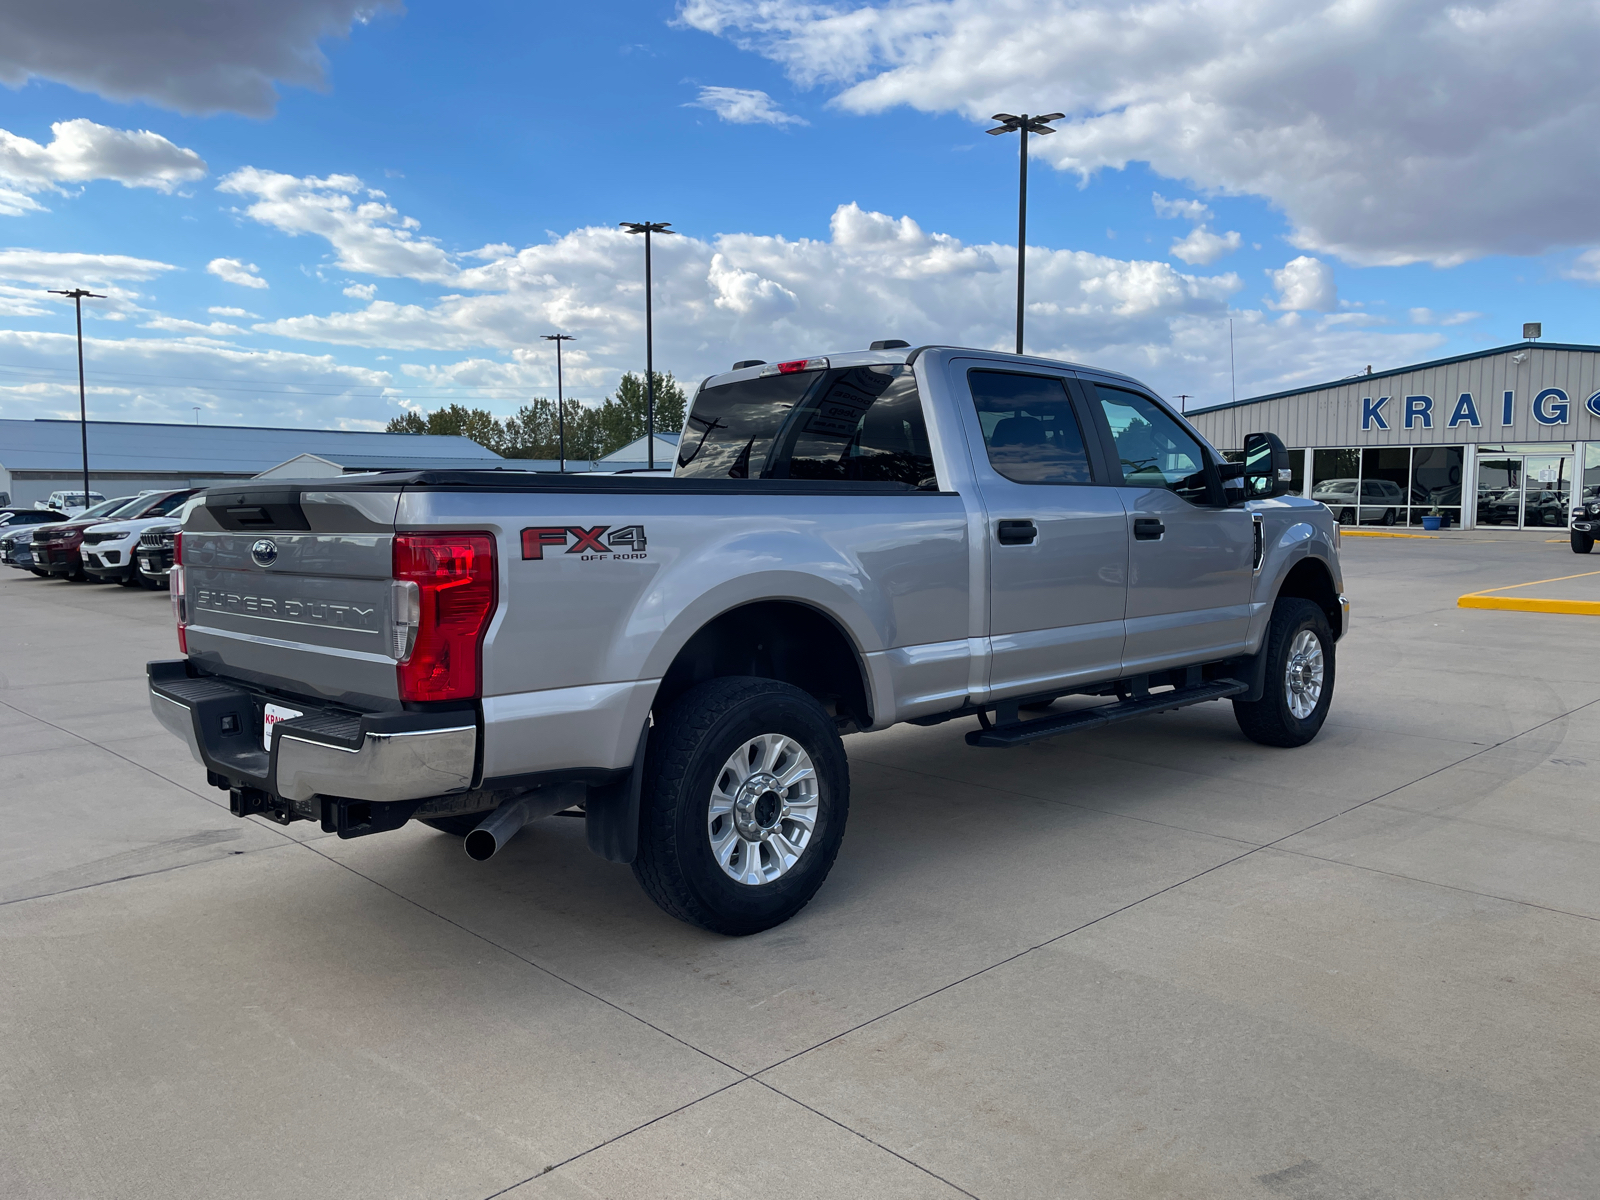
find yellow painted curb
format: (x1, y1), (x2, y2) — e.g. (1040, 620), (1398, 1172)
(1341, 529), (1437, 539)
(1458, 568), (1600, 616)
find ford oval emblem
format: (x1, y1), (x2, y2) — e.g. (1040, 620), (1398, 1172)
(250, 538), (279, 567)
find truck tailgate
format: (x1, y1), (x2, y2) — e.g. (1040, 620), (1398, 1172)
(182, 487), (402, 708)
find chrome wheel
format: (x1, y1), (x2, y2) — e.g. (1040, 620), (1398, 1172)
(1284, 629), (1325, 719)
(707, 733), (818, 886)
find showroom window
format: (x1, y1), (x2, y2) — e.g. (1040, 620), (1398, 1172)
(1311, 447), (1463, 527)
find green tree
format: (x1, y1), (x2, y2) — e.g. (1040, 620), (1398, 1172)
(386, 410), (427, 434)
(590, 371), (686, 458)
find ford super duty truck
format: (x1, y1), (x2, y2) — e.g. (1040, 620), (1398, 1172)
(148, 345), (1346, 934)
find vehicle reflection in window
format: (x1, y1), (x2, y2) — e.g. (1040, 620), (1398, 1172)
(1092, 384), (1210, 504)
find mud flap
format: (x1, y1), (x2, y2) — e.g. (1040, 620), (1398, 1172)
(585, 723), (650, 864)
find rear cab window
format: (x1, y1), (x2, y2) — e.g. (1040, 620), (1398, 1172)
(677, 365), (936, 487)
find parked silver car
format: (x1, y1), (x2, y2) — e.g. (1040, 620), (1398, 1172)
(1312, 477), (1404, 525)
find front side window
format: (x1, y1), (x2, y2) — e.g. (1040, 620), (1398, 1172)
(968, 370), (1093, 484)
(1092, 384), (1211, 504)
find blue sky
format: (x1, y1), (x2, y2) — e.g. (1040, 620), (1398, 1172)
(2, 0), (1599, 428)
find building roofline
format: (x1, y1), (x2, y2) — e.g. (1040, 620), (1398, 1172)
(1186, 341), (1600, 417)
(12, 417), (451, 437)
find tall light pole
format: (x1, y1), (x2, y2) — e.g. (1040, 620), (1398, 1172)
(48, 288), (105, 506)
(540, 333), (575, 472)
(986, 113), (1063, 356)
(620, 221), (674, 469)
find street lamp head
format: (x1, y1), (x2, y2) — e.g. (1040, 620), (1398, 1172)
(986, 113), (1062, 136)
(540, 333), (575, 342)
(621, 221), (673, 235)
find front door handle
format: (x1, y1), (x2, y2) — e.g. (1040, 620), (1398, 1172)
(1133, 517), (1165, 541)
(997, 519), (1037, 546)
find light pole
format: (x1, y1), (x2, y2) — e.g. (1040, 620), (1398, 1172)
(48, 287), (106, 506)
(620, 221), (674, 469)
(986, 113), (1063, 355)
(540, 333), (575, 472)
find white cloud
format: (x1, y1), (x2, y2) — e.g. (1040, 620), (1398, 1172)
(0, 248), (175, 285)
(0, 187), (49, 217)
(1152, 193), (1209, 222)
(142, 316), (246, 337)
(343, 281), (377, 299)
(1267, 256), (1336, 312)
(0, 119), (206, 198)
(1565, 249), (1600, 283)
(681, 0), (1600, 266)
(207, 257), (269, 289)
(0, 328), (395, 427)
(686, 86), (806, 126)
(1170, 226), (1241, 266)
(208, 305), (258, 318)
(1408, 307), (1481, 326)
(0, 1), (404, 117)
(218, 168), (468, 282)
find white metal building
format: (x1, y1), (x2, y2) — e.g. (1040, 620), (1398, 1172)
(0, 419), (505, 508)
(1186, 341), (1600, 530)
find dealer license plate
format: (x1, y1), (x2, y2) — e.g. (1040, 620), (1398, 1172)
(263, 703), (304, 750)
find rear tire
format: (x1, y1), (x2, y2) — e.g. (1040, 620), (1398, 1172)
(1573, 532), (1594, 554)
(1337, 507), (1354, 525)
(1382, 508), (1396, 526)
(634, 677), (849, 935)
(1233, 598), (1335, 748)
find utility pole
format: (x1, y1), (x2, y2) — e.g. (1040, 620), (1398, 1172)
(621, 221), (674, 470)
(987, 112), (1063, 355)
(540, 333), (575, 472)
(48, 288), (105, 507)
(1176, 394), (1192, 414)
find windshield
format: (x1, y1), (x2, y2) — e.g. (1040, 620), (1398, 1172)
(75, 497), (132, 518)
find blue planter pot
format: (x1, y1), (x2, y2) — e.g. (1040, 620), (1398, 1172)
(1421, 515), (1442, 531)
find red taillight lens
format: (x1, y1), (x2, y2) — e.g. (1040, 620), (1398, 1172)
(171, 531), (187, 653)
(393, 532), (496, 703)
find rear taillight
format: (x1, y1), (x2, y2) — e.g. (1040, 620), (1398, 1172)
(171, 531), (187, 653)
(393, 532), (496, 703)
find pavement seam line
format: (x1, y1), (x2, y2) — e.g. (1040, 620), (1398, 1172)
(291, 839), (751, 1080)
(0, 838), (299, 909)
(750, 1077), (983, 1199)
(1261, 845), (1600, 924)
(751, 692), (1600, 1079)
(476, 1079), (750, 1200)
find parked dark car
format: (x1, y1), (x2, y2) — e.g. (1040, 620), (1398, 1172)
(30, 494), (146, 580)
(0, 508), (66, 530)
(135, 519), (182, 588)
(1, 523), (44, 573)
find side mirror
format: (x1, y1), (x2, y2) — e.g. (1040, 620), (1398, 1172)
(1243, 431), (1293, 499)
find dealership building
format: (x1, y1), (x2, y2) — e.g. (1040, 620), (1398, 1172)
(1186, 341), (1600, 530)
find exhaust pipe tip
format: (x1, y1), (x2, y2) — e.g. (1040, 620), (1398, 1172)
(462, 783), (585, 862)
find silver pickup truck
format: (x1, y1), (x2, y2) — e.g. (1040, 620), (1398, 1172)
(148, 345), (1346, 934)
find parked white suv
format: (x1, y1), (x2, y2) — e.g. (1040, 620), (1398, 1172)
(82, 491), (201, 585)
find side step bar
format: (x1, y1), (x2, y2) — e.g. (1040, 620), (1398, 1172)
(966, 678), (1248, 748)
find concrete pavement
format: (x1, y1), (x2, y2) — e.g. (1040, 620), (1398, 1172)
(1, 531), (1596, 1199)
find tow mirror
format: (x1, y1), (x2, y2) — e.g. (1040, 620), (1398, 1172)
(1243, 431), (1293, 499)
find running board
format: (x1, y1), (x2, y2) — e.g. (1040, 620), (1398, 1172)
(965, 678), (1248, 748)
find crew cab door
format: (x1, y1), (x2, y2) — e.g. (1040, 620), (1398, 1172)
(955, 363), (1128, 698)
(1083, 381), (1254, 672)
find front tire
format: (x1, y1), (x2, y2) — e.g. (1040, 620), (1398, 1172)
(1233, 598), (1335, 748)
(1382, 508), (1396, 526)
(1573, 532), (1595, 554)
(634, 677), (849, 935)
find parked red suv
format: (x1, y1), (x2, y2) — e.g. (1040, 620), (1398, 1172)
(32, 491), (193, 580)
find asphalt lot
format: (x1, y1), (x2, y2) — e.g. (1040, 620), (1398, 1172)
(3, 532), (1597, 1200)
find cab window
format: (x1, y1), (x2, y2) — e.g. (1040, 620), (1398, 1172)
(968, 370), (1093, 484)
(1092, 384), (1212, 504)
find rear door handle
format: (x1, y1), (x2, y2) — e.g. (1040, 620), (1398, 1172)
(1133, 518), (1165, 541)
(997, 519), (1037, 546)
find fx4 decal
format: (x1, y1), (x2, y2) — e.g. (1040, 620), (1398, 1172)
(521, 524), (648, 560)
